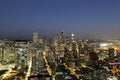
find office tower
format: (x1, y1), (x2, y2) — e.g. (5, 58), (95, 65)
(0, 41), (4, 62)
(71, 33), (78, 58)
(98, 50), (107, 60)
(47, 45), (55, 64)
(33, 32), (39, 43)
(3, 47), (11, 63)
(71, 33), (75, 42)
(43, 37), (49, 51)
(0, 41), (14, 64)
(60, 32), (65, 44)
(3, 41), (14, 63)
(59, 32), (66, 52)
(70, 33), (78, 50)
(64, 47), (70, 66)
(78, 40), (82, 59)
(108, 48), (115, 59)
(53, 34), (59, 51)
(39, 39), (43, 44)
(14, 41), (28, 70)
(89, 51), (98, 62)
(0, 48), (2, 62)
(71, 33), (77, 47)
(78, 41), (83, 54)
(31, 43), (44, 75)
(65, 36), (70, 50)
(84, 50), (89, 59)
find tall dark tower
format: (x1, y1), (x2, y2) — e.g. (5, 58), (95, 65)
(89, 52), (98, 62)
(60, 32), (65, 44)
(108, 48), (115, 59)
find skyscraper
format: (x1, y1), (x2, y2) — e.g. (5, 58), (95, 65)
(60, 32), (65, 44)
(33, 32), (39, 43)
(53, 34), (59, 51)
(14, 41), (28, 69)
(108, 48), (115, 59)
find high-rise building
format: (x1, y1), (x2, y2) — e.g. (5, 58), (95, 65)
(60, 32), (65, 44)
(98, 50), (107, 60)
(43, 37), (49, 51)
(14, 41), (28, 70)
(65, 36), (71, 50)
(89, 51), (98, 62)
(71, 33), (75, 42)
(33, 32), (39, 43)
(108, 48), (115, 59)
(31, 43), (44, 75)
(59, 32), (66, 51)
(53, 34), (59, 51)
(0, 41), (4, 62)
(0, 41), (15, 64)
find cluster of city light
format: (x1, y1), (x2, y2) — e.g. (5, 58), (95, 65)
(99, 42), (120, 52)
(0, 32), (120, 80)
(100, 43), (111, 47)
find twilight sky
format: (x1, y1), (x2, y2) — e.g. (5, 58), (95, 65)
(0, 0), (120, 40)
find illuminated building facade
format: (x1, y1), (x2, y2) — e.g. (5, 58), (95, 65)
(31, 43), (44, 75)
(14, 41), (29, 70)
(0, 41), (14, 64)
(33, 32), (39, 43)
(0, 42), (4, 62)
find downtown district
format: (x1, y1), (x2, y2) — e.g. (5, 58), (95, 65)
(0, 32), (120, 80)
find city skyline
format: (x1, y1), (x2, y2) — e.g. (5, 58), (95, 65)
(0, 0), (120, 40)
(0, 28), (120, 80)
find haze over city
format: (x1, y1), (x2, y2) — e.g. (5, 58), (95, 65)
(0, 0), (120, 40)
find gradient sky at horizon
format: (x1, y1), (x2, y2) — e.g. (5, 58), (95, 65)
(0, 0), (120, 40)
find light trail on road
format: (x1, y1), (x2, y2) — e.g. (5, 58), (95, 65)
(25, 52), (32, 80)
(2, 64), (15, 79)
(43, 51), (55, 80)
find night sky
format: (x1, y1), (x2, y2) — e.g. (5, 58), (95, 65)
(0, 0), (120, 40)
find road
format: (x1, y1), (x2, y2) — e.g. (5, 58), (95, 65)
(25, 52), (32, 80)
(1, 64), (15, 79)
(63, 63), (80, 78)
(43, 51), (55, 80)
